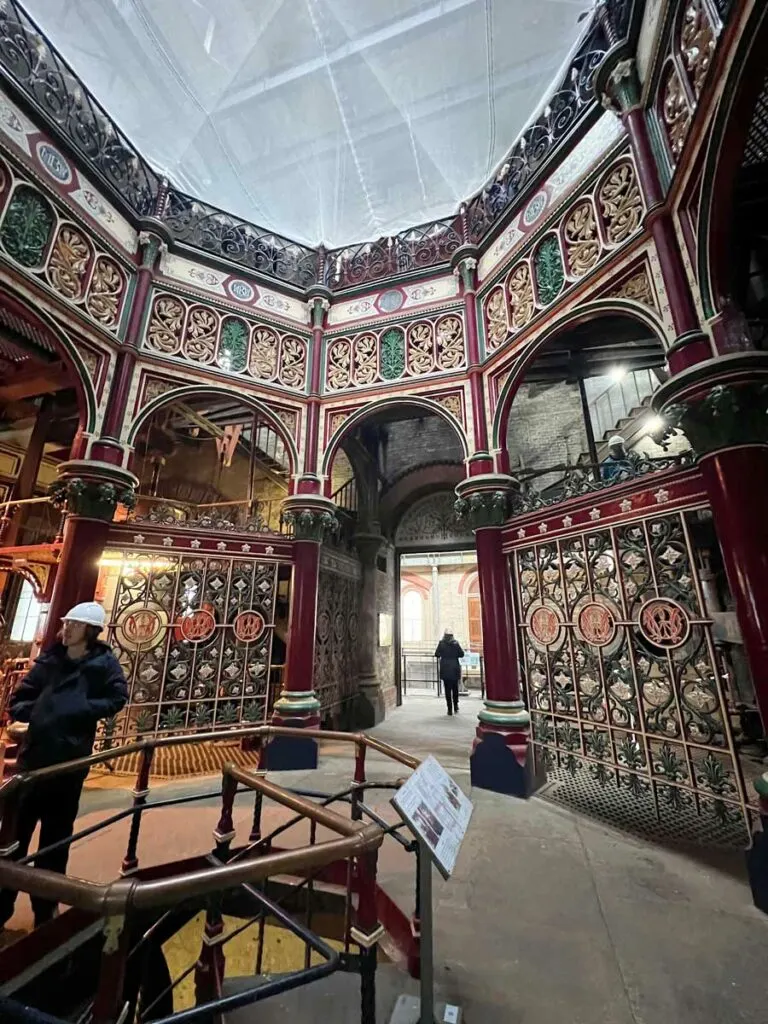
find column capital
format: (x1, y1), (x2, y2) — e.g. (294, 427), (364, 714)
(454, 473), (519, 530)
(137, 216), (173, 269)
(306, 291), (331, 328)
(353, 531), (384, 564)
(595, 47), (640, 114)
(281, 495), (339, 542)
(451, 245), (479, 291)
(50, 460), (139, 521)
(652, 353), (768, 457)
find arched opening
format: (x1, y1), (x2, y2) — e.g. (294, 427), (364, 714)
(0, 290), (95, 661)
(130, 390), (294, 533)
(496, 308), (686, 498)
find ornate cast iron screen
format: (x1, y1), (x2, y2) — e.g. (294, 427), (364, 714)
(99, 550), (278, 746)
(314, 559), (361, 721)
(511, 508), (751, 847)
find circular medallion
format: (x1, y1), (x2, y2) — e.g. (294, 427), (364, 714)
(523, 190), (547, 226)
(638, 597), (690, 649)
(115, 605), (165, 650)
(576, 602), (616, 648)
(317, 609), (331, 643)
(528, 601), (563, 648)
(36, 142), (72, 184)
(179, 608), (216, 643)
(227, 279), (255, 302)
(348, 612), (359, 641)
(377, 289), (405, 313)
(233, 610), (266, 643)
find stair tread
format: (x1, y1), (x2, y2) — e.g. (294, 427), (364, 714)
(221, 963), (416, 1023)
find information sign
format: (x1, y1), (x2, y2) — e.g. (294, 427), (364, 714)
(391, 755), (473, 879)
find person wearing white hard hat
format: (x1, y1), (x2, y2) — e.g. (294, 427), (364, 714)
(600, 435), (635, 483)
(0, 601), (127, 934)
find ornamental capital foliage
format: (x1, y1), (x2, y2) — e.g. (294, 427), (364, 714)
(661, 382), (768, 457)
(454, 489), (513, 530)
(49, 477), (137, 521)
(282, 506), (339, 542)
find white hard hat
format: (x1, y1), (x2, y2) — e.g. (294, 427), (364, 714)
(63, 602), (106, 629)
(608, 435), (625, 447)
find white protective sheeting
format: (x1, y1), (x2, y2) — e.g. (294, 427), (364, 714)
(24, 0), (595, 247)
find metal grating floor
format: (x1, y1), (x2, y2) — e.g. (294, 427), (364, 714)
(539, 765), (752, 850)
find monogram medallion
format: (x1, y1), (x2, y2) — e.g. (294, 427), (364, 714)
(179, 608), (216, 643)
(577, 602), (617, 648)
(233, 610), (265, 643)
(638, 598), (690, 649)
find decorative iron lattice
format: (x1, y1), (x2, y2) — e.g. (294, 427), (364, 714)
(100, 551), (278, 747)
(512, 509), (751, 845)
(465, 20), (609, 245)
(742, 72), (768, 169)
(162, 190), (318, 290)
(0, 0), (158, 215)
(314, 568), (360, 716)
(325, 217), (462, 290)
(517, 454), (693, 513)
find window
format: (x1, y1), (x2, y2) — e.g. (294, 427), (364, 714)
(10, 580), (42, 643)
(401, 589), (423, 643)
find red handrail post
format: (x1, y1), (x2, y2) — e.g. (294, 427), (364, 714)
(351, 850), (382, 1024)
(121, 745), (154, 876)
(93, 914), (131, 1024)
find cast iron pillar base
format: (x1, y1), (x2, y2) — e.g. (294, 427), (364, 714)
(469, 700), (533, 798)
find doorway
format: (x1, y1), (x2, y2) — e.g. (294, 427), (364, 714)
(397, 550), (484, 703)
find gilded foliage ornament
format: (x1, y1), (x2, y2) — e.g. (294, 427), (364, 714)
(148, 295), (185, 354)
(48, 225), (91, 299)
(486, 288), (508, 348)
(681, 0), (715, 98)
(609, 269), (655, 308)
(599, 163), (643, 245)
(534, 236), (565, 306)
(327, 338), (352, 390)
(662, 67), (691, 160)
(564, 200), (601, 276)
(249, 327), (279, 380)
(85, 257), (124, 328)
(278, 335), (306, 389)
(435, 316), (464, 370)
(183, 306), (217, 363)
(353, 333), (379, 385)
(0, 185), (55, 267)
(508, 262), (535, 329)
(407, 322), (434, 375)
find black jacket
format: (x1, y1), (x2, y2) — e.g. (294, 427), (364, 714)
(10, 642), (128, 769)
(434, 638), (465, 683)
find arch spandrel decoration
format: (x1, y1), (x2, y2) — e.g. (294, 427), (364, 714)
(395, 492), (473, 549)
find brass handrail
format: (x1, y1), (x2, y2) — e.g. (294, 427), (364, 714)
(0, 726), (417, 916)
(0, 496), (53, 513)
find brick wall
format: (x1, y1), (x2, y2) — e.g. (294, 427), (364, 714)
(376, 542), (397, 710)
(380, 417), (463, 484)
(506, 381), (587, 473)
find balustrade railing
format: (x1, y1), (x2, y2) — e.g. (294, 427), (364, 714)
(0, 726), (422, 1024)
(331, 477), (359, 517)
(131, 495), (285, 535)
(515, 451), (693, 513)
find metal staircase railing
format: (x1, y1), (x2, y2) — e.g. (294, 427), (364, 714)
(0, 727), (421, 1024)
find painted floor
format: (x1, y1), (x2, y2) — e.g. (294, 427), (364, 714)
(3, 693), (768, 1023)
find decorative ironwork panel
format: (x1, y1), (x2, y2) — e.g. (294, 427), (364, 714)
(513, 509), (751, 846)
(101, 550), (278, 746)
(0, 0), (158, 214)
(162, 190), (318, 290)
(314, 569), (360, 716)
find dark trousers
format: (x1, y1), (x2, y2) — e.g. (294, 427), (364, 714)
(0, 771), (86, 927)
(443, 679), (459, 713)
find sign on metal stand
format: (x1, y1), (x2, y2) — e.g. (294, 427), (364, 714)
(389, 756), (473, 1024)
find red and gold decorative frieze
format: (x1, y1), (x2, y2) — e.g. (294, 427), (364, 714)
(324, 312), (466, 392)
(144, 290), (309, 391)
(482, 155), (645, 353)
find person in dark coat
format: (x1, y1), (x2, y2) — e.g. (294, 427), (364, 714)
(434, 629), (465, 716)
(0, 602), (128, 932)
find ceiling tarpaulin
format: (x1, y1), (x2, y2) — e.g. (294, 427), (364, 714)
(22, 0), (596, 247)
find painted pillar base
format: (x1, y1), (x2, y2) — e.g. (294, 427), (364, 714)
(356, 676), (386, 729)
(267, 691), (320, 771)
(746, 777), (768, 915)
(469, 701), (533, 798)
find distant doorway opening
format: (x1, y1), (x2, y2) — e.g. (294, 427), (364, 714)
(398, 550), (484, 702)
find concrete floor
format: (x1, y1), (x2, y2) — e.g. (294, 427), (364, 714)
(5, 693), (768, 1023)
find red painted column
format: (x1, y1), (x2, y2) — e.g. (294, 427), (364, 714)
(455, 476), (530, 797)
(596, 55), (713, 374)
(653, 354), (768, 728)
(41, 461), (139, 647)
(97, 220), (173, 464)
(300, 290), (330, 494)
(452, 245), (494, 476)
(267, 495), (338, 770)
